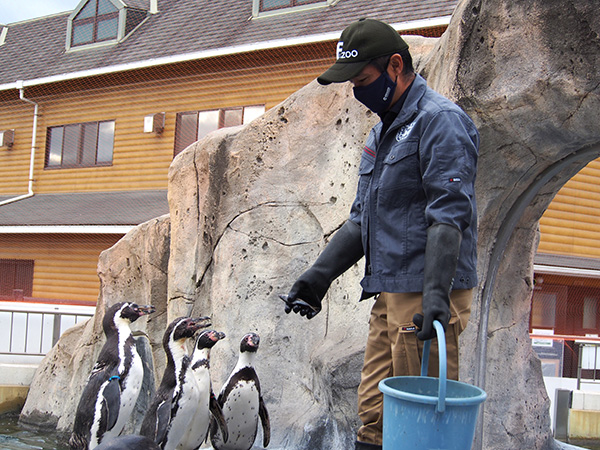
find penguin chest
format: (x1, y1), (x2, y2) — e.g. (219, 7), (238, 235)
(192, 369), (212, 414)
(103, 346), (144, 440)
(221, 380), (260, 448)
(164, 371), (200, 450)
(119, 350), (144, 413)
(177, 369), (212, 450)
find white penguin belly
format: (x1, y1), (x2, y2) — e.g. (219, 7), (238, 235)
(106, 351), (144, 440)
(220, 381), (260, 450)
(164, 372), (200, 450)
(177, 370), (211, 450)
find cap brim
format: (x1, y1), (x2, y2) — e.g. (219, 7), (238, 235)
(317, 60), (369, 85)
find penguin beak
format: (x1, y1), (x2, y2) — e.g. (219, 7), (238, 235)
(190, 316), (212, 333)
(213, 331), (226, 341)
(249, 334), (260, 347)
(137, 305), (156, 316)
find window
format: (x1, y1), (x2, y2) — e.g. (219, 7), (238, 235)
(583, 296), (599, 330)
(260, 0), (323, 12)
(253, 0), (328, 15)
(531, 291), (557, 329)
(46, 120), (115, 168)
(0, 259), (34, 299)
(71, 0), (119, 47)
(174, 105), (265, 156)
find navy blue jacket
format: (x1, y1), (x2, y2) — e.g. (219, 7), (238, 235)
(349, 74), (479, 295)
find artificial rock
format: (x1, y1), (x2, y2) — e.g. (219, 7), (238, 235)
(20, 1), (600, 449)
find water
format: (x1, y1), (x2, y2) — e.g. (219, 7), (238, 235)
(0, 413), (271, 449)
(0, 413), (68, 450)
(4, 412), (599, 450)
(568, 440), (600, 450)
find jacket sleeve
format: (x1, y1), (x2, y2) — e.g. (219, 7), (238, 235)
(419, 109), (479, 232)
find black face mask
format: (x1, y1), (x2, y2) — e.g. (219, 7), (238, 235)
(352, 70), (397, 113)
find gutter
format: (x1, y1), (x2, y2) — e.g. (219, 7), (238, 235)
(0, 82), (38, 207)
(533, 264), (600, 279)
(0, 16), (451, 92)
(0, 225), (134, 234)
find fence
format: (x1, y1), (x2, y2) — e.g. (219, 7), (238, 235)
(0, 301), (95, 359)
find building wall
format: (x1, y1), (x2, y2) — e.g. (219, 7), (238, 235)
(0, 45), (334, 196)
(538, 158), (600, 259)
(0, 43), (340, 303)
(0, 234), (121, 304)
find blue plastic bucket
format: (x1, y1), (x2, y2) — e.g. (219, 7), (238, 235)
(378, 321), (486, 450)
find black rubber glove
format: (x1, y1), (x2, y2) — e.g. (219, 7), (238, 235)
(413, 223), (462, 340)
(280, 220), (364, 319)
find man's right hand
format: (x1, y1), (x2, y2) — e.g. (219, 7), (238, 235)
(279, 294), (320, 319)
(278, 220), (364, 320)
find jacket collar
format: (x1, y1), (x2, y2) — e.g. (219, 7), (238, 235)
(373, 74), (427, 139)
(395, 73), (427, 125)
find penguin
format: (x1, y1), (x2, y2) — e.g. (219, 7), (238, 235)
(140, 316), (211, 450)
(94, 435), (160, 450)
(210, 332), (270, 450)
(69, 302), (156, 450)
(176, 330), (228, 450)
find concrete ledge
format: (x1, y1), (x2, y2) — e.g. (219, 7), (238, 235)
(0, 363), (38, 386)
(555, 439), (591, 449)
(0, 385), (29, 414)
(572, 390), (600, 411)
(569, 409), (600, 439)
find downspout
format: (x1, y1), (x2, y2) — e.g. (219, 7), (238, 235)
(0, 81), (38, 206)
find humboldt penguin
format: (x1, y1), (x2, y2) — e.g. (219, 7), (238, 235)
(177, 329), (228, 450)
(140, 316), (211, 450)
(94, 435), (160, 449)
(69, 302), (156, 450)
(210, 332), (270, 450)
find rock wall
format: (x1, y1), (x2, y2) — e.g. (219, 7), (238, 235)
(20, 1), (600, 449)
(165, 79), (380, 447)
(422, 0), (600, 448)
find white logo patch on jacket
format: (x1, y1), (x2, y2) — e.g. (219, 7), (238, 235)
(396, 122), (416, 142)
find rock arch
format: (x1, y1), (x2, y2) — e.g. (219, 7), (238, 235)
(422, 0), (600, 448)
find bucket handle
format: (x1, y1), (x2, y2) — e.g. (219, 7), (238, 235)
(420, 320), (447, 414)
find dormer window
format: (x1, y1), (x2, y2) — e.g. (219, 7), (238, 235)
(261, 0), (322, 12)
(67, 0), (148, 50)
(253, 0), (335, 17)
(71, 0), (119, 46)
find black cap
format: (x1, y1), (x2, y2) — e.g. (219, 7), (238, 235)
(317, 18), (409, 85)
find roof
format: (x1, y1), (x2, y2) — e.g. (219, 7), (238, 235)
(0, 190), (168, 232)
(0, 0), (457, 90)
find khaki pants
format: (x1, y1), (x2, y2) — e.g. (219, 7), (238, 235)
(356, 289), (473, 445)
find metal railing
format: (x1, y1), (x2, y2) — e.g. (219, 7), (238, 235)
(577, 340), (600, 390)
(0, 301), (95, 357)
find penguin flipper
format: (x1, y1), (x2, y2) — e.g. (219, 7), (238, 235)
(155, 399), (172, 446)
(259, 395), (270, 447)
(102, 376), (122, 432)
(209, 391), (228, 443)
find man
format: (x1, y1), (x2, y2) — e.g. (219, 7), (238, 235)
(280, 18), (478, 449)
